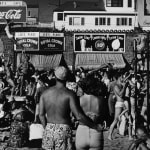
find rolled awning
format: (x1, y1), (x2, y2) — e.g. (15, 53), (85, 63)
(17, 54), (63, 70)
(75, 53), (126, 69)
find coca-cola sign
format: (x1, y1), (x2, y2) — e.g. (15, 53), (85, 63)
(0, 6), (27, 23)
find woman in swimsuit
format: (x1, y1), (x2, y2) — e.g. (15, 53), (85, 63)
(75, 73), (105, 150)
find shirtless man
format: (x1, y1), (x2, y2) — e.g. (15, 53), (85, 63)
(108, 72), (128, 140)
(39, 66), (102, 150)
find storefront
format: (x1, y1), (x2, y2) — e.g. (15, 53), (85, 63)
(74, 33), (126, 70)
(15, 32), (66, 70)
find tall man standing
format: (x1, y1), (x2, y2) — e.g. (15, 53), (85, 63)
(39, 66), (102, 150)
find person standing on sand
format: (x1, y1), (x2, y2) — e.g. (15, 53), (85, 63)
(39, 66), (102, 150)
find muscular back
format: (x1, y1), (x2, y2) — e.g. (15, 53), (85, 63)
(40, 86), (76, 125)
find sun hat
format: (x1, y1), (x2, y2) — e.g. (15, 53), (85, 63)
(54, 66), (68, 81)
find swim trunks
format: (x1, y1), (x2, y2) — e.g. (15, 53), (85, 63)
(115, 101), (124, 108)
(42, 123), (73, 150)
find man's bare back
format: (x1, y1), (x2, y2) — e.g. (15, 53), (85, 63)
(40, 85), (76, 125)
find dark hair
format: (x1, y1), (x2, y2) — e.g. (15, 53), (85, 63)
(78, 74), (105, 96)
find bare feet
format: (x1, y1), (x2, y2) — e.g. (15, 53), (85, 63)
(108, 136), (113, 140)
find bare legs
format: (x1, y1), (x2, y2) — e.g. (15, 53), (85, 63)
(108, 107), (123, 140)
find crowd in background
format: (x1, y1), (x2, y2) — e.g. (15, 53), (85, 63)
(0, 53), (149, 149)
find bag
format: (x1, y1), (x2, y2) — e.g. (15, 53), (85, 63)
(29, 123), (44, 140)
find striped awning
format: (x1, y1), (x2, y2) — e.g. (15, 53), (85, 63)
(75, 53), (126, 69)
(17, 54), (62, 70)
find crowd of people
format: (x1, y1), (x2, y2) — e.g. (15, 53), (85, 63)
(0, 53), (149, 150)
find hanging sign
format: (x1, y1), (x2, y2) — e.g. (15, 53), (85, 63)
(74, 34), (125, 52)
(0, 1), (27, 23)
(39, 32), (64, 51)
(14, 32), (39, 51)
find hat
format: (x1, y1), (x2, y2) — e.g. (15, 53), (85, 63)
(54, 66), (68, 81)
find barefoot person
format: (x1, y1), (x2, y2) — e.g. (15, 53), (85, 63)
(39, 66), (102, 150)
(108, 72), (128, 140)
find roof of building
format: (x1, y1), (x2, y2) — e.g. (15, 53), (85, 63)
(54, 1), (105, 12)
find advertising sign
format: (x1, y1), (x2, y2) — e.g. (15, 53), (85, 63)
(74, 34), (125, 52)
(0, 1), (27, 23)
(14, 32), (39, 51)
(39, 32), (64, 51)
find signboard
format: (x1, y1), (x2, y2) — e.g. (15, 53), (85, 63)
(14, 32), (39, 51)
(74, 34), (125, 52)
(0, 1), (27, 23)
(39, 32), (64, 51)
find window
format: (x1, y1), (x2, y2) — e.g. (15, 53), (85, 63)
(81, 17), (85, 25)
(129, 18), (132, 26)
(107, 18), (111, 25)
(57, 13), (63, 21)
(116, 18), (132, 26)
(122, 18), (127, 25)
(95, 18), (98, 25)
(69, 17), (72, 25)
(69, 17), (85, 26)
(28, 10), (31, 17)
(106, 0), (123, 7)
(116, 18), (120, 25)
(99, 18), (106, 25)
(128, 0), (132, 7)
(74, 17), (81, 26)
(95, 17), (110, 26)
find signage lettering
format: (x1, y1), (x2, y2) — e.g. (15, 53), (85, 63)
(75, 34), (125, 52)
(40, 32), (64, 37)
(17, 38), (38, 45)
(40, 37), (64, 51)
(15, 32), (39, 37)
(0, 1), (27, 23)
(0, 9), (22, 19)
(15, 36), (39, 51)
(0, 1), (23, 6)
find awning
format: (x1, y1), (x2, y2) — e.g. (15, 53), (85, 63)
(17, 54), (62, 70)
(75, 53), (126, 69)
